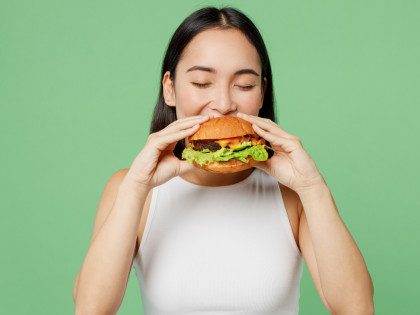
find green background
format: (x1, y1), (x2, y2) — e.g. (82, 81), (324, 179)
(1, 0), (419, 314)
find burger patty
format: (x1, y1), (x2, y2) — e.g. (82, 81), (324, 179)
(192, 141), (222, 152)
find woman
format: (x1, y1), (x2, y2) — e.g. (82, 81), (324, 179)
(73, 7), (374, 314)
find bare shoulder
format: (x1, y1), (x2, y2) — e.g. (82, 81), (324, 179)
(278, 183), (302, 249)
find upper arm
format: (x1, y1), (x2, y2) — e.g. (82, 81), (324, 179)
(73, 168), (131, 303)
(297, 197), (333, 313)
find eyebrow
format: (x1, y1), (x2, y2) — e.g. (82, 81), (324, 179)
(186, 65), (260, 77)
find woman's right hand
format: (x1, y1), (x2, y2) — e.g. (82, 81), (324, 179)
(125, 115), (209, 190)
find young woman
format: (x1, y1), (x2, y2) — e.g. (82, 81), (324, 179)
(73, 7), (374, 315)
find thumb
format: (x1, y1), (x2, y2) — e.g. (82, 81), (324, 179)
(178, 160), (197, 176)
(254, 160), (271, 174)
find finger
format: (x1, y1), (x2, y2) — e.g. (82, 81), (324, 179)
(160, 115), (209, 136)
(251, 123), (298, 152)
(150, 123), (201, 151)
(254, 160), (270, 173)
(171, 114), (210, 126)
(237, 112), (295, 139)
(159, 151), (196, 174)
(144, 116), (208, 162)
(178, 159), (197, 176)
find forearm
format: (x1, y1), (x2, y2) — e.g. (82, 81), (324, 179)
(75, 177), (149, 314)
(299, 180), (374, 314)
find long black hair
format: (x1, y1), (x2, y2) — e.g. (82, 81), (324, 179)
(150, 7), (276, 157)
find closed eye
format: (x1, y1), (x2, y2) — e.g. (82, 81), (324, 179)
(192, 82), (210, 88)
(236, 85), (255, 90)
(192, 83), (255, 90)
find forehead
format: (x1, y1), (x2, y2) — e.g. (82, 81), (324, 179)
(177, 28), (261, 74)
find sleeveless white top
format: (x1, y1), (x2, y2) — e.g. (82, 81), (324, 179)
(133, 168), (303, 315)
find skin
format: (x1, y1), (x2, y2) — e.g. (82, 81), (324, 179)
(161, 28), (374, 313)
(73, 27), (374, 314)
(162, 27), (268, 187)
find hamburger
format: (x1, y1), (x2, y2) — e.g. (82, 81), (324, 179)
(181, 116), (271, 173)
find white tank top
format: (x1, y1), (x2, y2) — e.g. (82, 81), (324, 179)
(133, 168), (303, 314)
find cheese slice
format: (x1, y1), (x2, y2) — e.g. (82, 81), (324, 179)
(214, 136), (263, 150)
(216, 139), (232, 148)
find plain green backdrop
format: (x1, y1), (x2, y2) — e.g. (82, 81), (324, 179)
(1, 0), (419, 314)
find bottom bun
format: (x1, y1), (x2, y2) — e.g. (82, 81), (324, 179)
(193, 156), (260, 173)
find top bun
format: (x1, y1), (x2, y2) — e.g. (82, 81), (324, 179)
(189, 116), (257, 141)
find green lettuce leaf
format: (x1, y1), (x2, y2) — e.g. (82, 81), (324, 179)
(182, 144), (269, 166)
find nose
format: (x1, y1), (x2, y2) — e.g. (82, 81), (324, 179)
(210, 84), (237, 116)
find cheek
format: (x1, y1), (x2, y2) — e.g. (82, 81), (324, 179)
(175, 86), (209, 117)
(236, 91), (263, 115)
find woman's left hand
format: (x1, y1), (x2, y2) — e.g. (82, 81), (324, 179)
(237, 112), (325, 194)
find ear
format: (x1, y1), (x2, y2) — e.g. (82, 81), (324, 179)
(260, 77), (267, 108)
(162, 71), (176, 107)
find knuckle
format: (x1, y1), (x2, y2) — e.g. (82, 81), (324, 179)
(146, 133), (157, 143)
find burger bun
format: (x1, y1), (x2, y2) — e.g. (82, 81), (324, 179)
(193, 156), (260, 173)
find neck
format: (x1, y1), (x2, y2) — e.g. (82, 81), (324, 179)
(180, 167), (255, 187)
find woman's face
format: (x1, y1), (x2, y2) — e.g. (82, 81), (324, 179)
(163, 28), (267, 119)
